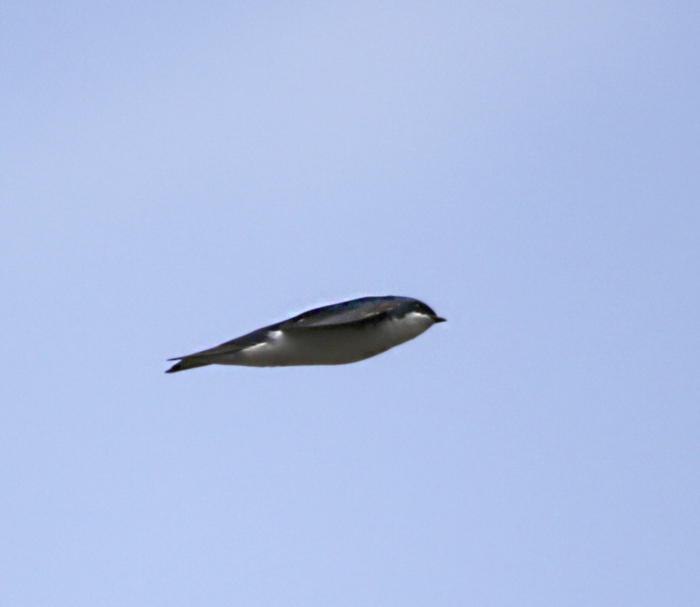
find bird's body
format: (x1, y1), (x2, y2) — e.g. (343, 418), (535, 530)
(166, 296), (445, 373)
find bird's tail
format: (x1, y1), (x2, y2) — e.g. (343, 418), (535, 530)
(165, 356), (212, 373)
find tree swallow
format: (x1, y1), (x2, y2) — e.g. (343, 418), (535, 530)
(166, 295), (445, 373)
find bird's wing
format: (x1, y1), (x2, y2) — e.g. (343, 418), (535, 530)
(168, 298), (403, 361)
(282, 299), (398, 330)
(167, 327), (272, 361)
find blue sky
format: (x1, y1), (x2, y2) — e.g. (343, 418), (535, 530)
(1, 2), (699, 605)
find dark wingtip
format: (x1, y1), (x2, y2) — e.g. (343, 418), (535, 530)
(165, 357), (211, 373)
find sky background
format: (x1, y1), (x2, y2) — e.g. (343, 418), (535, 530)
(1, 1), (699, 605)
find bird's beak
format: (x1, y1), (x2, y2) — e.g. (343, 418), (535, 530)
(434, 317), (447, 323)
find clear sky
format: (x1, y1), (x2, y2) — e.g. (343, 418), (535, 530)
(2, 2), (699, 605)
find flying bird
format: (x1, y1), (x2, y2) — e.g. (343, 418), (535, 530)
(166, 295), (445, 373)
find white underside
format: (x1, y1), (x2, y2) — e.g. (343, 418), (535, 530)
(213, 312), (435, 366)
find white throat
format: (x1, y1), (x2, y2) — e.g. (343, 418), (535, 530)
(388, 311), (435, 343)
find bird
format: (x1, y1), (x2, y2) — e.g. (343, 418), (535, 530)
(165, 295), (445, 373)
